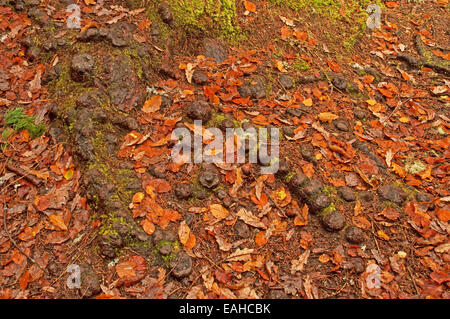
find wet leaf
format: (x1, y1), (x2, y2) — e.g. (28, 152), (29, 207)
(142, 95), (162, 113)
(210, 204), (229, 220)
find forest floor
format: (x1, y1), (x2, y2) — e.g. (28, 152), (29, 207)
(0, 0), (449, 299)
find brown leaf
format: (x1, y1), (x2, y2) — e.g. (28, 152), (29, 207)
(236, 208), (266, 229)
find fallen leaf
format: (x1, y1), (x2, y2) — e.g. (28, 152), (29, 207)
(142, 95), (162, 113)
(255, 231), (268, 247)
(49, 214), (68, 231)
(236, 208), (266, 229)
(244, 1), (256, 13)
(318, 112), (339, 123)
(210, 204), (229, 220)
(291, 250), (310, 274)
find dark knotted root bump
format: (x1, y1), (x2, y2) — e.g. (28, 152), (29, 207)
(338, 186), (356, 202)
(310, 193), (332, 214)
(345, 226), (365, 244)
(198, 165), (220, 189)
(192, 70), (209, 85)
(286, 172), (309, 197)
(187, 100), (212, 122)
(300, 179), (323, 199)
(71, 53), (95, 82)
(275, 159), (290, 177)
(321, 210), (346, 232)
(378, 184), (407, 205)
(175, 183), (193, 200)
(170, 251), (193, 279)
(99, 234), (124, 258)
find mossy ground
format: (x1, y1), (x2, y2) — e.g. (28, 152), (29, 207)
(168, 0), (242, 41)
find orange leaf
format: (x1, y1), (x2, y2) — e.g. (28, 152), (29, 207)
(293, 30), (308, 42)
(318, 254), (330, 263)
(49, 214), (68, 231)
(34, 196), (50, 212)
(141, 219), (155, 235)
(244, 0), (256, 12)
(132, 192), (145, 204)
(255, 231), (268, 247)
(280, 26), (291, 40)
(293, 201), (308, 226)
(19, 270), (31, 291)
(142, 95), (162, 113)
(377, 230), (390, 241)
(437, 209), (450, 222)
(302, 162), (315, 178)
(318, 112), (339, 123)
(327, 61), (340, 73)
(185, 233), (196, 249)
(302, 98), (312, 107)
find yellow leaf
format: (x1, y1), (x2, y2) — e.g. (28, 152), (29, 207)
(399, 117), (409, 123)
(178, 221), (191, 245)
(132, 192), (145, 204)
(366, 99), (377, 106)
(63, 169), (73, 180)
(377, 230), (390, 241)
(276, 60), (287, 72)
(210, 204), (229, 220)
(49, 215), (67, 231)
(318, 112), (339, 123)
(302, 98), (312, 107)
(145, 185), (157, 199)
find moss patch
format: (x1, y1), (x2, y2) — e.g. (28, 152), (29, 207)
(3, 107), (46, 139)
(167, 0), (242, 41)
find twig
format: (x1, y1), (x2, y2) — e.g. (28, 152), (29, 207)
(2, 203), (45, 272)
(406, 265), (419, 295)
(5, 163), (42, 186)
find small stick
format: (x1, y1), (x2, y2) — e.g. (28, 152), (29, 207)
(5, 164), (42, 186)
(2, 204), (45, 272)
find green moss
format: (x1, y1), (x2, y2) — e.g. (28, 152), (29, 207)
(123, 47), (145, 80)
(126, 0), (145, 9)
(292, 56), (310, 72)
(3, 107), (46, 139)
(153, 240), (181, 267)
(167, 0), (242, 41)
(320, 201), (336, 217)
(284, 171), (296, 183)
(322, 185), (337, 195)
(206, 111), (227, 128)
(270, 0), (382, 51)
